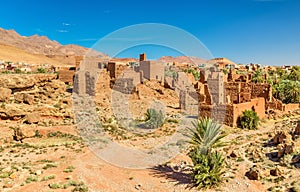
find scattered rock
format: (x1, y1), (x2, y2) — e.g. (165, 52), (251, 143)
(3, 181), (13, 188)
(230, 150), (239, 158)
(295, 122), (300, 135)
(135, 184), (142, 190)
(292, 154), (300, 163)
(9, 172), (17, 179)
(277, 143), (294, 158)
(14, 93), (34, 105)
(270, 166), (284, 176)
(13, 125), (37, 141)
(245, 166), (260, 180)
(24, 112), (41, 124)
(35, 170), (42, 175)
(272, 130), (290, 145)
(0, 88), (12, 102)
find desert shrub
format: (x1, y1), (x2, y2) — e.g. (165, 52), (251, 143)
(14, 68), (23, 74)
(37, 67), (46, 73)
(41, 175), (56, 181)
(239, 110), (259, 130)
(188, 117), (225, 189)
(144, 108), (165, 129)
(25, 175), (38, 183)
(184, 67), (200, 81)
(63, 165), (75, 173)
(189, 150), (225, 189)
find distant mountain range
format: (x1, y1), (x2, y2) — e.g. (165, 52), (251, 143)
(0, 27), (212, 66)
(0, 27), (109, 65)
(158, 56), (207, 65)
(0, 28), (106, 56)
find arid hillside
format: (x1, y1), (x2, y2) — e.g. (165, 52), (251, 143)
(0, 28), (107, 66)
(0, 43), (63, 66)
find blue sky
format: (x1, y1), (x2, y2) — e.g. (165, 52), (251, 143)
(1, 0), (300, 65)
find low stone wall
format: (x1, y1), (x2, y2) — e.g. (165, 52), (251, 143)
(232, 97), (265, 126)
(283, 103), (300, 112)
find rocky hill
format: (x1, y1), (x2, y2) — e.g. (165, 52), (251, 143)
(158, 56), (207, 65)
(0, 27), (106, 57)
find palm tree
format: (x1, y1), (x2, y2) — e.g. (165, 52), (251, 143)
(251, 69), (264, 83)
(286, 81), (300, 103)
(188, 117), (225, 155)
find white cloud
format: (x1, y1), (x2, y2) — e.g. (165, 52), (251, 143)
(62, 22), (71, 26)
(57, 30), (69, 33)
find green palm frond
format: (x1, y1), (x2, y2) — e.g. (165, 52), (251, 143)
(188, 117), (225, 155)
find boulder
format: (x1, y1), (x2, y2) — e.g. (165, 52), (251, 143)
(0, 88), (12, 102)
(245, 166), (260, 180)
(295, 122), (300, 135)
(292, 154), (300, 163)
(270, 166), (284, 176)
(0, 105), (25, 120)
(277, 143), (294, 158)
(14, 93), (34, 105)
(272, 130), (288, 145)
(13, 125), (37, 141)
(24, 112), (41, 124)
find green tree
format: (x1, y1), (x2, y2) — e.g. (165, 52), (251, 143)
(251, 69), (264, 83)
(276, 80), (300, 103)
(287, 66), (300, 81)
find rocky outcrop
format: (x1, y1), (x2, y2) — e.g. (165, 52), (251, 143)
(0, 74), (56, 89)
(0, 88), (11, 102)
(0, 74), (73, 125)
(14, 93), (34, 105)
(13, 125), (37, 141)
(24, 112), (41, 124)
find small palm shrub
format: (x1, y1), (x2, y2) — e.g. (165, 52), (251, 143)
(239, 110), (259, 130)
(189, 149), (225, 189)
(188, 117), (226, 189)
(144, 108), (165, 129)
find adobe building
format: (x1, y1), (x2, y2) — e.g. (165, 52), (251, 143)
(58, 56), (84, 84)
(139, 54), (164, 82)
(208, 58), (236, 69)
(106, 53), (165, 94)
(197, 66), (300, 126)
(73, 57), (104, 96)
(198, 69), (268, 127)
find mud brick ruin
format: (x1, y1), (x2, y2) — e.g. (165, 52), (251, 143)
(57, 56), (83, 84)
(198, 66), (300, 126)
(71, 53), (300, 126)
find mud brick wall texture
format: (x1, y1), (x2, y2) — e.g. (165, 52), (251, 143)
(58, 70), (75, 83)
(199, 98), (265, 127)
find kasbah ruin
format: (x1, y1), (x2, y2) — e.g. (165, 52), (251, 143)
(64, 53), (300, 127)
(1, 51), (300, 191)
